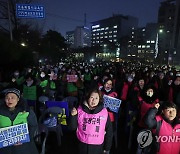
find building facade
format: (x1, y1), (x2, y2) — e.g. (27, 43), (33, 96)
(66, 26), (91, 49)
(91, 14), (138, 47)
(130, 23), (158, 62)
(158, 0), (180, 65)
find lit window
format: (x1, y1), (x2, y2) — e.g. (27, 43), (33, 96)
(96, 33), (99, 35)
(114, 39), (117, 42)
(96, 41), (99, 43)
(147, 40), (150, 43)
(151, 40), (155, 43)
(97, 29), (100, 31)
(142, 45), (145, 48)
(105, 36), (108, 38)
(132, 36), (134, 38)
(138, 45), (141, 48)
(109, 31), (112, 33)
(92, 25), (100, 29)
(113, 30), (117, 33)
(100, 32), (103, 35)
(113, 25), (117, 28)
(105, 32), (108, 34)
(146, 45), (150, 48)
(93, 34), (95, 36)
(100, 36), (103, 39)
(109, 40), (112, 42)
(109, 35), (112, 38)
(92, 29), (96, 32)
(101, 28), (105, 30)
(97, 37), (99, 39)
(132, 32), (134, 34)
(113, 35), (117, 37)
(105, 27), (109, 30)
(142, 28), (145, 32)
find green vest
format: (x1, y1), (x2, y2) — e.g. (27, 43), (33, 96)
(40, 80), (48, 88)
(0, 112), (29, 128)
(84, 73), (91, 81)
(23, 85), (37, 100)
(67, 83), (77, 92)
(16, 76), (25, 85)
(50, 81), (56, 90)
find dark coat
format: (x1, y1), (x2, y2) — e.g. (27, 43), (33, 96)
(69, 103), (113, 154)
(0, 100), (39, 154)
(145, 107), (180, 154)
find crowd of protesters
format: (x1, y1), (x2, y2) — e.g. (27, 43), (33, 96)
(0, 60), (179, 154)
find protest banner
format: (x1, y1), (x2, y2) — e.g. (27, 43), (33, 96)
(0, 123), (30, 148)
(67, 75), (78, 82)
(103, 95), (121, 113)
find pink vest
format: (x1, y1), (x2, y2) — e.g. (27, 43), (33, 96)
(77, 106), (108, 145)
(156, 116), (180, 154)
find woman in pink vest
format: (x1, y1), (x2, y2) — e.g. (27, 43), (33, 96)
(100, 78), (118, 122)
(145, 101), (180, 154)
(69, 88), (113, 154)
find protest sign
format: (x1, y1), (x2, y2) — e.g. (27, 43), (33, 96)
(67, 75), (78, 82)
(0, 123), (30, 148)
(103, 95), (121, 113)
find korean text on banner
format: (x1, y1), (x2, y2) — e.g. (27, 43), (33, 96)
(0, 123), (30, 148)
(67, 75), (78, 82)
(103, 95), (121, 113)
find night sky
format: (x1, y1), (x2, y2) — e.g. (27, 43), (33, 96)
(36, 0), (164, 37)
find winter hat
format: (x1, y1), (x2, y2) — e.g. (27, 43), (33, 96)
(5, 88), (21, 98)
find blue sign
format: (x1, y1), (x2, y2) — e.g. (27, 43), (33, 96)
(103, 95), (121, 113)
(0, 123), (30, 148)
(16, 4), (45, 18)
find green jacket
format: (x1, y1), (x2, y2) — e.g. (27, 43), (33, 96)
(0, 112), (29, 128)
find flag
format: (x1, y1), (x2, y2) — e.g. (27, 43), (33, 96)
(154, 33), (158, 58)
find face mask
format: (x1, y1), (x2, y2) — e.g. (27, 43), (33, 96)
(105, 89), (111, 92)
(147, 92), (153, 97)
(40, 74), (45, 78)
(14, 73), (19, 76)
(128, 78), (133, 82)
(26, 80), (33, 87)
